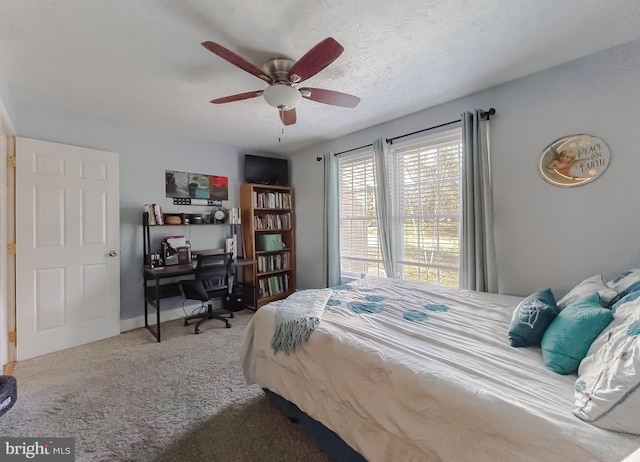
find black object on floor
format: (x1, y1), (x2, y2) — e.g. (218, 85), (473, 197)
(0, 375), (17, 417)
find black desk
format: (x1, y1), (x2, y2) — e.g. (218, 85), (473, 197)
(143, 257), (257, 342)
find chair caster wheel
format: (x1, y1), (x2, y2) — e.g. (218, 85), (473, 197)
(195, 329), (201, 334)
(184, 320), (189, 326)
(225, 324), (231, 328)
(230, 313), (235, 318)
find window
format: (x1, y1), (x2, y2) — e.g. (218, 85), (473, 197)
(337, 127), (463, 287)
(337, 149), (386, 279)
(390, 128), (463, 288)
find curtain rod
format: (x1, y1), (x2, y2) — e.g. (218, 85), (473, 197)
(332, 143), (373, 157)
(327, 107), (496, 158)
(386, 119), (460, 144)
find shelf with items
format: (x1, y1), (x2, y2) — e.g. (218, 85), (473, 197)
(142, 211), (225, 268)
(142, 212), (188, 267)
(255, 247), (293, 255)
(241, 183), (296, 308)
(143, 212), (229, 227)
(256, 272), (293, 300)
(251, 187), (293, 210)
(256, 250), (292, 275)
(257, 268), (293, 278)
(258, 290), (295, 306)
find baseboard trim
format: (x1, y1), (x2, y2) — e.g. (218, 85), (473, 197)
(120, 300), (223, 333)
(120, 305), (193, 333)
(3, 361), (15, 375)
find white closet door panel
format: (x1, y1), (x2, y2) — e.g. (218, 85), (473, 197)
(80, 263), (108, 323)
(81, 189), (107, 246)
(35, 266), (66, 331)
(16, 137), (120, 360)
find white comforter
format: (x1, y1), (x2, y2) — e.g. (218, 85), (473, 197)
(241, 277), (640, 462)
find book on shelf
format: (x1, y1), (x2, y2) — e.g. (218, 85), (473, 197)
(230, 206), (241, 225)
(144, 204), (164, 225)
(252, 191), (292, 209)
(257, 252), (290, 273)
(257, 273), (290, 299)
(144, 204), (156, 225)
(253, 213), (291, 230)
(153, 204), (164, 225)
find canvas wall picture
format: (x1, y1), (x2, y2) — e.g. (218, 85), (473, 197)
(165, 170), (229, 200)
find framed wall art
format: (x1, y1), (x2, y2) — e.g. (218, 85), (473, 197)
(165, 170), (229, 200)
(538, 135), (611, 187)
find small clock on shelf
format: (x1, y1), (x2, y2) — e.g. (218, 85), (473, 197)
(212, 205), (229, 224)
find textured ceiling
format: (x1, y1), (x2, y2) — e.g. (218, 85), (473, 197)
(1, 0), (639, 154)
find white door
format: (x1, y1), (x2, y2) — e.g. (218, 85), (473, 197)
(16, 138), (120, 360)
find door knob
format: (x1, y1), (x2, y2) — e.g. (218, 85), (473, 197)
(109, 250), (119, 257)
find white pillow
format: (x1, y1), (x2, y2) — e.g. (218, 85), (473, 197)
(607, 268), (640, 300)
(573, 296), (640, 434)
(556, 274), (617, 310)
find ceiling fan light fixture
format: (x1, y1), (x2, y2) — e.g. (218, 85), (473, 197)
(263, 84), (302, 110)
(203, 38), (360, 125)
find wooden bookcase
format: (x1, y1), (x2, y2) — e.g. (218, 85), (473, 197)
(240, 183), (296, 308)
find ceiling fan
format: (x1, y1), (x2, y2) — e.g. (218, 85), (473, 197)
(202, 37), (360, 126)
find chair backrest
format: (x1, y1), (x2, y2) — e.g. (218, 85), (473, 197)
(195, 252), (233, 293)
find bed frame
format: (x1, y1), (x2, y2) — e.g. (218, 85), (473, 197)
(264, 389), (366, 462)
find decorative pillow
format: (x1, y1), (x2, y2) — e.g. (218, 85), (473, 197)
(508, 289), (559, 347)
(556, 274), (617, 310)
(541, 294), (614, 375)
(607, 268), (640, 302)
(573, 295), (640, 434)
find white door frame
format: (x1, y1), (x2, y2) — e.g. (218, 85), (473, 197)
(0, 98), (16, 368)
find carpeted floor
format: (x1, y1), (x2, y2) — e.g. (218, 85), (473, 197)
(0, 311), (330, 462)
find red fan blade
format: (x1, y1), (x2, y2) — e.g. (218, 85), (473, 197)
(279, 107), (297, 126)
(299, 87), (360, 108)
(202, 41), (272, 83)
(210, 90), (263, 104)
(288, 37), (344, 83)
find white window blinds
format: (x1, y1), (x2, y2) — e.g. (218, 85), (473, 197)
(337, 127), (462, 287)
(390, 128), (463, 287)
(338, 149), (386, 278)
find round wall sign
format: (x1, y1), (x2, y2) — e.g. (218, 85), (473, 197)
(538, 134), (610, 187)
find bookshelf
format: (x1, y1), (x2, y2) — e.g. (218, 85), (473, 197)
(240, 183), (295, 308)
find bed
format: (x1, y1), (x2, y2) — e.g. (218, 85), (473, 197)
(240, 276), (640, 462)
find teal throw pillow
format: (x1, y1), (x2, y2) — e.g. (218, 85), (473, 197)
(508, 289), (559, 347)
(541, 294), (614, 375)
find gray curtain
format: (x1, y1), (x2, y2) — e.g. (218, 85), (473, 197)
(322, 152), (341, 287)
(373, 138), (395, 278)
(461, 111), (498, 293)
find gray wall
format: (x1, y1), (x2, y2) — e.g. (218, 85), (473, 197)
(0, 65), (15, 125)
(14, 101), (271, 320)
(12, 37), (640, 317)
(290, 38), (640, 299)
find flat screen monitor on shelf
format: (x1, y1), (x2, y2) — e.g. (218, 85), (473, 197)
(244, 154), (290, 186)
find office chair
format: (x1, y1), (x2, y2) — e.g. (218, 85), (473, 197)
(179, 252), (235, 334)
